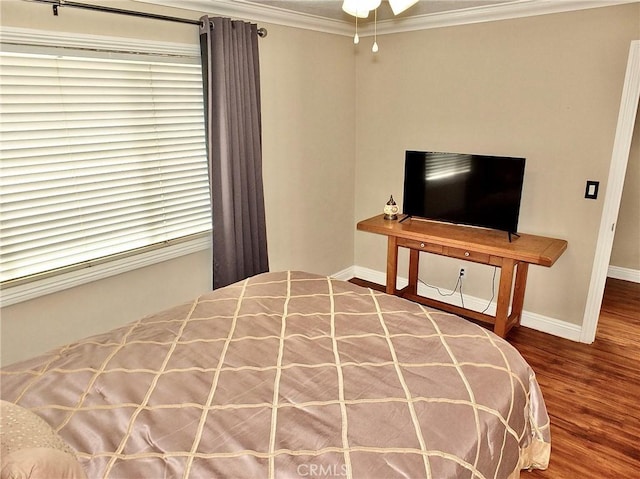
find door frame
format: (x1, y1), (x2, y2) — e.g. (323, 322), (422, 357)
(581, 40), (640, 343)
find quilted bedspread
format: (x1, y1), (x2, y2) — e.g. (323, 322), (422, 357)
(0, 271), (550, 478)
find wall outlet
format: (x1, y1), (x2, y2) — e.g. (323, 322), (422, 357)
(459, 267), (465, 278)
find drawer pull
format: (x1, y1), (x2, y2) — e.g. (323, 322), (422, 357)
(420, 243), (425, 248)
(464, 251), (470, 257)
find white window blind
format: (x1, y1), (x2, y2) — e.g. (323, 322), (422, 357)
(0, 49), (211, 284)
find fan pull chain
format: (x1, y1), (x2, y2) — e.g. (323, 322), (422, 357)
(354, 11), (360, 44)
(372, 8), (378, 52)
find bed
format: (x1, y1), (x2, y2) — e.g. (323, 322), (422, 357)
(0, 271), (550, 478)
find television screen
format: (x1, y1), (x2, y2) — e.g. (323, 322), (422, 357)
(402, 151), (526, 234)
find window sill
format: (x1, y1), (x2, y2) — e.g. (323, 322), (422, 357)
(0, 235), (211, 307)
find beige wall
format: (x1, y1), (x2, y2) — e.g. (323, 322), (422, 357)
(610, 104), (640, 271)
(0, 0), (355, 365)
(260, 25), (356, 274)
(0, 250), (212, 365)
(354, 3), (640, 326)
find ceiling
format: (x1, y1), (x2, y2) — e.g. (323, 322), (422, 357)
(240, 0), (516, 23)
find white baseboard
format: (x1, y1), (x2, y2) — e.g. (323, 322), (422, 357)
(519, 310), (582, 341)
(330, 266), (356, 282)
(334, 265), (582, 342)
(607, 265), (640, 283)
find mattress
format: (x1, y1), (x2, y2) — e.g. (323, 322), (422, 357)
(0, 271), (550, 478)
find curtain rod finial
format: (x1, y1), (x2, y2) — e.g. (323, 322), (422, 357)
(257, 27), (267, 38)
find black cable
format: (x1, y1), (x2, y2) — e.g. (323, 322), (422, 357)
(418, 271), (465, 308)
(418, 276), (458, 297)
(419, 266), (496, 313)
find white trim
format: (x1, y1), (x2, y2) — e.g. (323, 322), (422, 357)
(581, 40), (640, 344)
(331, 266), (357, 282)
(0, 236), (211, 307)
(133, 0), (353, 35)
(133, 0), (637, 36)
(344, 265), (581, 341)
(0, 26), (199, 56)
(353, 265), (406, 289)
(607, 265), (640, 283)
(371, 0), (639, 36)
(519, 310), (582, 342)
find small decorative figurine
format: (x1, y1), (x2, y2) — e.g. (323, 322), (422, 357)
(383, 195), (399, 220)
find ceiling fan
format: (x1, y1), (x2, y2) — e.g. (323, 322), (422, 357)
(342, 0), (419, 51)
(342, 0), (419, 17)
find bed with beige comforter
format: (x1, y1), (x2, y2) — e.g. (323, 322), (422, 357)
(0, 271), (550, 478)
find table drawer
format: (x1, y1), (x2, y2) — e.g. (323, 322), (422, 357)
(445, 247), (490, 264)
(398, 238), (443, 254)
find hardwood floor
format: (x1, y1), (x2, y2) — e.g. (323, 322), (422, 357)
(511, 278), (640, 478)
(349, 277), (640, 478)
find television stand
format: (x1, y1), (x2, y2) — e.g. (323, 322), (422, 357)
(357, 215), (567, 338)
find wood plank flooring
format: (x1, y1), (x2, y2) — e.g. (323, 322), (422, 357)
(349, 277), (640, 478)
(511, 278), (640, 478)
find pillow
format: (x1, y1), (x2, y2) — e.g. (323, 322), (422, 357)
(1, 448), (87, 479)
(0, 400), (87, 479)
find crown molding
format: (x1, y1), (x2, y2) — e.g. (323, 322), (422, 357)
(134, 0), (637, 37)
(372, 0), (640, 36)
(132, 0), (354, 35)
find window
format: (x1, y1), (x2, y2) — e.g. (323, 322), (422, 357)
(0, 33), (211, 300)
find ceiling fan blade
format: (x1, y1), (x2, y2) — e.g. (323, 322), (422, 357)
(388, 0), (419, 15)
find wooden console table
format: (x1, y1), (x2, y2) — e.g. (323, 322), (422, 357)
(357, 215), (567, 338)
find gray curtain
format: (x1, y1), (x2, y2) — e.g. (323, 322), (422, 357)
(199, 16), (269, 289)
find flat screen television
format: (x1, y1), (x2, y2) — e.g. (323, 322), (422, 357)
(402, 150), (526, 236)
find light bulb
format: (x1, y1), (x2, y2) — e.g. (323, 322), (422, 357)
(354, 33), (360, 44)
(372, 41), (379, 53)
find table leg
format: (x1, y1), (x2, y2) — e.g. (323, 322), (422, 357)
(510, 262), (529, 327)
(386, 236), (398, 295)
(408, 249), (419, 295)
(494, 258), (515, 338)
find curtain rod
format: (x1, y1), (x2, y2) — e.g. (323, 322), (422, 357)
(27, 0), (268, 37)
